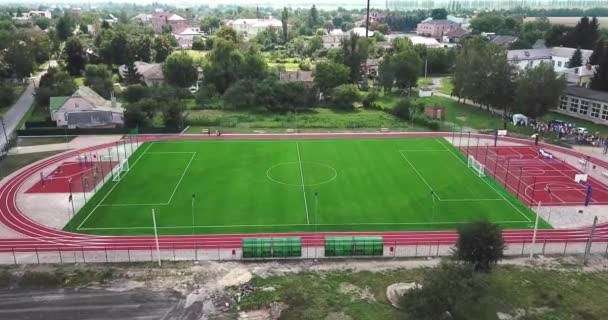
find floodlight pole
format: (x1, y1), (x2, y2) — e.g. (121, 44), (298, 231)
(529, 201), (541, 260)
(68, 178), (75, 218)
(191, 194), (195, 235)
(152, 209), (161, 267)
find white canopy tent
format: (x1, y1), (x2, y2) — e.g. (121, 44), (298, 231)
(512, 114), (529, 126)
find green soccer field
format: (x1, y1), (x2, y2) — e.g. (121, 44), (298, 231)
(65, 137), (550, 235)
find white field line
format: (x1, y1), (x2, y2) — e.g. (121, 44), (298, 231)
(436, 139), (532, 222)
(296, 142), (310, 224)
(78, 220), (532, 230)
(76, 142), (153, 230)
(165, 153), (196, 204)
(399, 151), (442, 200)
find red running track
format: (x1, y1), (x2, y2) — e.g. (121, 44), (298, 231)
(0, 132), (606, 254)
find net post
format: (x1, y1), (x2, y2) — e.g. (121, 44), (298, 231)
(466, 131), (471, 155)
(504, 158), (511, 189)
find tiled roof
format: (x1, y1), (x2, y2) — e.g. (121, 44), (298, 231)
(420, 19), (458, 26)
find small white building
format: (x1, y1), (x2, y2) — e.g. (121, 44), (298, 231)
(50, 87), (124, 128)
(226, 18), (282, 38)
(507, 47), (593, 72)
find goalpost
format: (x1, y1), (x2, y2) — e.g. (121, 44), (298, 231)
(467, 155), (486, 177)
(111, 158), (130, 181)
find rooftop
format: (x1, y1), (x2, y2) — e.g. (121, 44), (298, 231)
(563, 86), (608, 103)
(420, 19), (459, 26)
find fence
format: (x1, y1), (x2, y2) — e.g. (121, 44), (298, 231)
(1, 240), (606, 265)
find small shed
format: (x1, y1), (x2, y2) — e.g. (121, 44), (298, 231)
(512, 114), (529, 126)
(425, 105), (445, 120)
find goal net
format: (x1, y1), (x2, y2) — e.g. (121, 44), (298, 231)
(111, 158), (129, 182)
(467, 155), (486, 177)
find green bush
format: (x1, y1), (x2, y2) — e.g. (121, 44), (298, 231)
(392, 99), (413, 120)
(329, 84), (361, 110)
(412, 115), (440, 130)
(19, 271), (62, 288)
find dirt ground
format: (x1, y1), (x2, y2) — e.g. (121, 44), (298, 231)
(1, 255), (607, 320)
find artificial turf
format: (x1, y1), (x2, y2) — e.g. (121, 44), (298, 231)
(64, 137), (550, 235)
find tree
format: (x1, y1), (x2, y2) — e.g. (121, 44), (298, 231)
(203, 38), (244, 93)
(308, 5), (319, 29)
(163, 53), (197, 88)
(122, 84), (149, 103)
(430, 8), (448, 20)
(313, 61), (350, 97)
(216, 26), (238, 43)
(392, 49), (422, 93)
(392, 99), (413, 120)
(0, 81), (16, 108)
(35, 67), (77, 107)
(84, 64), (113, 99)
(123, 102), (149, 129)
(153, 34), (174, 62)
(191, 37), (206, 51)
(378, 55), (395, 92)
(590, 38), (606, 65)
(590, 49), (608, 91)
(568, 47), (583, 67)
(281, 7), (289, 43)
(79, 24), (89, 34)
(200, 16), (221, 34)
(340, 33), (369, 83)
(34, 18), (50, 30)
(162, 101), (186, 129)
(4, 35), (37, 79)
(129, 35), (152, 62)
(109, 31), (129, 65)
(454, 221), (505, 272)
(123, 61), (141, 85)
(515, 63), (566, 117)
(55, 15), (73, 41)
(223, 79), (256, 109)
(401, 262), (487, 320)
(64, 37), (87, 76)
(329, 84), (361, 109)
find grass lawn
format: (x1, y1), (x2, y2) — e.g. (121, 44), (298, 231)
(0, 151), (63, 180)
(439, 77), (453, 95)
(416, 78), (433, 87)
(267, 62), (301, 71)
(186, 107), (418, 132)
(65, 137), (545, 235)
(238, 264), (608, 319)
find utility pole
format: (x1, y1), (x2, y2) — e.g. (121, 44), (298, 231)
(365, 0), (370, 38)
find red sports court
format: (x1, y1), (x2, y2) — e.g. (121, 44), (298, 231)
(465, 145), (608, 206)
(27, 159), (117, 194)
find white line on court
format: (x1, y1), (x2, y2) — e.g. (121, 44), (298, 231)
(76, 142), (153, 230)
(399, 151), (442, 200)
(78, 219), (532, 230)
(296, 142), (310, 224)
(166, 153), (196, 204)
(436, 139), (532, 222)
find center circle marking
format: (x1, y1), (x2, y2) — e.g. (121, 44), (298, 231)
(266, 162), (338, 187)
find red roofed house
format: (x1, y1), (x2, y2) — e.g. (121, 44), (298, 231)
(150, 12), (187, 33)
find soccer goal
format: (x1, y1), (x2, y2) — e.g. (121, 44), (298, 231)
(467, 155), (486, 177)
(111, 159), (130, 182)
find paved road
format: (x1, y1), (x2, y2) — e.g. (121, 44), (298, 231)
(1, 60), (57, 151)
(0, 81), (35, 150)
(0, 288), (188, 320)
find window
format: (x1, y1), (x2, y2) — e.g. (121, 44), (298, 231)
(559, 96), (568, 110)
(569, 98), (579, 112)
(591, 102), (601, 118)
(602, 104), (608, 121)
(579, 100), (589, 114)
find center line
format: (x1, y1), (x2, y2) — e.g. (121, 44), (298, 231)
(296, 142), (310, 224)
